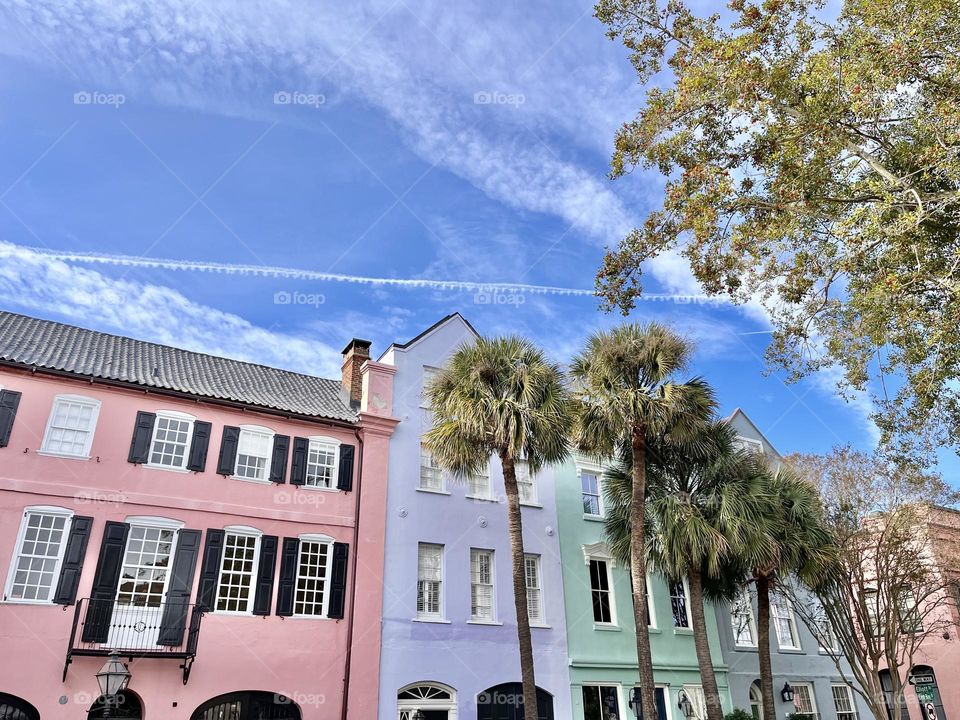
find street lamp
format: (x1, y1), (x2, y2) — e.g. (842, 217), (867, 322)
(780, 683), (795, 703)
(678, 690), (696, 719)
(629, 688), (644, 719)
(95, 652), (131, 718)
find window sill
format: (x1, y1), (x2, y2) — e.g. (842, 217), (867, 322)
(231, 475), (272, 485)
(594, 623), (621, 632)
(412, 617), (451, 624)
(145, 463), (191, 474)
(466, 494), (499, 503)
(1, 598), (57, 606)
(415, 488), (450, 496)
(297, 484), (338, 492)
(37, 449), (91, 460)
(468, 619), (503, 626)
(735, 643), (759, 652)
(674, 627), (693, 635)
(777, 646), (804, 654)
(530, 623), (551, 629)
(212, 610), (255, 617)
(289, 614), (332, 620)
(520, 502), (542, 509)
(582, 514), (606, 522)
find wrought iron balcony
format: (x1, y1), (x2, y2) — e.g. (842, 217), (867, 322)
(64, 598), (204, 684)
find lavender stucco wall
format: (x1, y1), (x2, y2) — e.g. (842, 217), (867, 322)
(377, 315), (572, 720)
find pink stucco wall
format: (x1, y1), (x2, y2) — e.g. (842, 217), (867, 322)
(0, 363), (395, 719)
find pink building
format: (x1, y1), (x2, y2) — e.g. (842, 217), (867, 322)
(0, 311), (397, 720)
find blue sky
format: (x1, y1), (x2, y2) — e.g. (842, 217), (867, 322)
(0, 0), (951, 473)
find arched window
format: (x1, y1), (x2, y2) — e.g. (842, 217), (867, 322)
(749, 682), (764, 720)
(398, 682), (458, 720)
(192, 691), (301, 720)
(0, 692), (39, 720)
(477, 683), (554, 720)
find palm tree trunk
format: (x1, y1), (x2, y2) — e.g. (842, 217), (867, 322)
(631, 426), (658, 720)
(501, 452), (539, 720)
(756, 574), (777, 720)
(688, 569), (724, 720)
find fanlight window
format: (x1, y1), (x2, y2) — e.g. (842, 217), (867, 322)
(398, 686), (452, 701)
(397, 683), (458, 720)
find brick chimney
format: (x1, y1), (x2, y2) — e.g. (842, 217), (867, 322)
(341, 338), (372, 407)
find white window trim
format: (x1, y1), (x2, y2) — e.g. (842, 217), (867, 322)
(398, 682), (458, 720)
(734, 436), (765, 455)
(466, 460), (493, 501)
(38, 394), (101, 459)
(732, 589), (759, 647)
(145, 410), (197, 473)
(301, 435), (341, 491)
(669, 576), (693, 630)
(831, 683), (858, 720)
(582, 683), (626, 720)
(525, 553), (547, 627)
(3, 506), (74, 604)
(790, 682), (818, 718)
(213, 525), (263, 616)
(232, 424), (275, 483)
(682, 685), (708, 720)
(469, 548), (497, 623)
(587, 555), (618, 628)
(415, 542), (445, 622)
(292, 532), (334, 619)
(418, 442), (447, 493)
(419, 365), (442, 409)
(772, 593), (802, 650)
(124, 515), (185, 530)
(516, 460), (540, 507)
(577, 459), (606, 518)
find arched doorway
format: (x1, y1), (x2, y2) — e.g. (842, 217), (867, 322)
(910, 666), (946, 720)
(879, 670), (910, 720)
(87, 690), (143, 719)
(192, 691), (301, 720)
(0, 692), (39, 720)
(749, 682), (764, 720)
(477, 683), (554, 720)
(397, 682), (458, 719)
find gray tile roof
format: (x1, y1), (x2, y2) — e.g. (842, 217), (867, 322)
(0, 311), (357, 423)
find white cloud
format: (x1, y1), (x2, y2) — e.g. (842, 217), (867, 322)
(0, 241), (344, 377)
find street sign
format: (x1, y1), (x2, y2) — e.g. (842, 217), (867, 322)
(910, 675), (935, 686)
(916, 686), (935, 704)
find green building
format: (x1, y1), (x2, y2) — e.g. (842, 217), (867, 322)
(556, 453), (731, 720)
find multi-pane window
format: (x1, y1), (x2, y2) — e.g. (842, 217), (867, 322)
(420, 367), (440, 406)
(771, 593), (801, 649)
(235, 426), (273, 481)
(40, 396), (99, 457)
(419, 445), (444, 491)
(525, 554), (543, 624)
(832, 684), (858, 720)
(590, 558), (614, 624)
(294, 539), (331, 616)
(792, 684), (817, 718)
(683, 686), (708, 720)
(516, 461), (537, 505)
(864, 590), (880, 637)
(215, 531), (260, 613)
(305, 438), (338, 488)
(897, 586), (923, 632)
(817, 615), (839, 652)
(149, 413), (194, 469)
(417, 543), (443, 619)
(582, 685), (621, 720)
(469, 463), (491, 499)
(734, 436), (764, 455)
(470, 549), (495, 621)
(5, 509), (71, 602)
(581, 471), (602, 516)
(732, 589), (758, 646)
(117, 526), (175, 607)
(670, 579), (691, 628)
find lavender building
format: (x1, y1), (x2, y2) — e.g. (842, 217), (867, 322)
(377, 314), (572, 720)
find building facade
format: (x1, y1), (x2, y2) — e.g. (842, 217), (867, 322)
(0, 311), (397, 720)
(376, 314), (573, 720)
(554, 450), (731, 720)
(714, 410), (871, 720)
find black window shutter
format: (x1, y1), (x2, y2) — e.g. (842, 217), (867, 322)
(127, 411), (156, 463)
(0, 389), (23, 448)
(158, 529), (201, 646)
(53, 515), (93, 605)
(290, 437), (309, 486)
(217, 426), (241, 475)
(269, 435), (290, 483)
(252, 535), (279, 616)
(196, 529), (225, 611)
(327, 542), (349, 619)
(337, 445), (355, 491)
(81, 521), (130, 643)
(275, 537), (300, 616)
(187, 421), (212, 472)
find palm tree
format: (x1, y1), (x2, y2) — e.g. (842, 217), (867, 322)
(422, 336), (573, 720)
(740, 466), (836, 720)
(605, 420), (769, 720)
(571, 323), (715, 720)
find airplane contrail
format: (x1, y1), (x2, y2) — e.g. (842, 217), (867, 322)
(21, 245), (723, 304)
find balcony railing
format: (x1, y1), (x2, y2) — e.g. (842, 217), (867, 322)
(64, 598), (204, 684)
